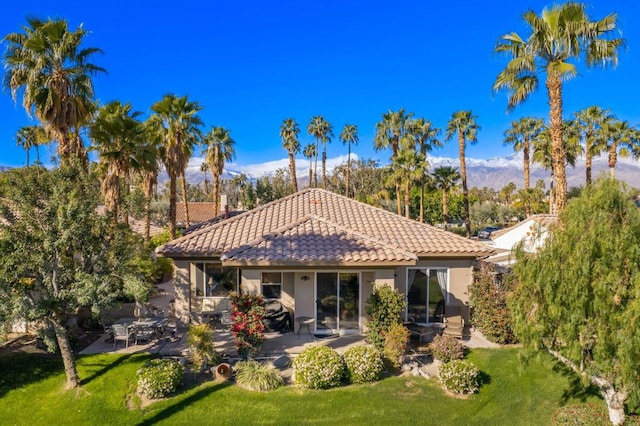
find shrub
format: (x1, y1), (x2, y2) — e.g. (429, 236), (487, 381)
(439, 359), (479, 395)
(292, 345), (345, 389)
(231, 294), (265, 358)
(430, 334), (464, 363)
(137, 358), (183, 399)
(365, 284), (406, 351)
(187, 323), (220, 372)
(551, 403), (610, 425)
(234, 360), (283, 392)
(468, 263), (517, 344)
(343, 345), (383, 384)
(383, 323), (409, 368)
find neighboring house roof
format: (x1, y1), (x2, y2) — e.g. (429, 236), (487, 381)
(157, 188), (493, 266)
(486, 214), (557, 266)
(176, 202), (220, 225)
(182, 210), (244, 235)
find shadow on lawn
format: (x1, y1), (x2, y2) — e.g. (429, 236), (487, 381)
(0, 353), (62, 397)
(80, 352), (153, 386)
(551, 360), (601, 404)
(135, 381), (232, 426)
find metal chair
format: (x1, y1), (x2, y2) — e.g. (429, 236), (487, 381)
(134, 325), (155, 345)
(112, 324), (135, 349)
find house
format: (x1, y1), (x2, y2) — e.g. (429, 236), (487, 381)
(483, 214), (557, 267)
(157, 188), (493, 334)
(175, 202), (222, 229)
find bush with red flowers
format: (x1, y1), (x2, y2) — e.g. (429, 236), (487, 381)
(231, 294), (265, 358)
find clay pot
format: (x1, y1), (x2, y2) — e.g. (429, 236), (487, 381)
(214, 363), (233, 381)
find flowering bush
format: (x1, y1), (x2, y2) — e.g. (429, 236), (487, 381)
(430, 334), (464, 363)
(137, 358), (183, 399)
(235, 360), (283, 392)
(343, 345), (383, 384)
(231, 294), (265, 358)
(292, 345), (345, 389)
(383, 323), (410, 368)
(439, 360), (480, 395)
(365, 284), (406, 351)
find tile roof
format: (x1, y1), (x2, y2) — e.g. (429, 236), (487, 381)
(182, 210), (244, 235)
(157, 188), (493, 265)
(176, 202), (220, 224)
(490, 214), (557, 239)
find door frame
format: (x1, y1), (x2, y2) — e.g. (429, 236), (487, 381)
(313, 271), (362, 335)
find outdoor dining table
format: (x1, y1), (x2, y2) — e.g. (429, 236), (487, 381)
(114, 317), (168, 339)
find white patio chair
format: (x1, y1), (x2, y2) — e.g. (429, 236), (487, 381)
(112, 324), (135, 349)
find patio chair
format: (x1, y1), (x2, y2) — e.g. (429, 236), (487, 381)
(134, 325), (155, 345)
(112, 324), (135, 349)
(164, 318), (180, 342)
(443, 312), (465, 339)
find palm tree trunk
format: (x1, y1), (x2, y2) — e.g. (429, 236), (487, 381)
(395, 182), (402, 215)
(458, 133), (471, 238)
(608, 144), (617, 179)
(442, 191), (449, 231)
(181, 172), (190, 228)
(585, 143), (593, 185)
(524, 139), (531, 217)
(313, 140), (319, 187)
(420, 182), (424, 223)
(52, 319), (80, 389)
(322, 148), (327, 190)
(308, 159), (313, 188)
(404, 181), (410, 218)
(169, 174), (178, 239)
(346, 143), (351, 198)
(213, 171), (220, 215)
(144, 193), (151, 241)
(289, 153), (298, 192)
(546, 73), (567, 212)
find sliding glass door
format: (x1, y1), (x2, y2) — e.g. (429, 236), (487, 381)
(316, 272), (360, 334)
(407, 268), (448, 323)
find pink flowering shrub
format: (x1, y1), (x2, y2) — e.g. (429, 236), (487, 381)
(231, 294), (265, 358)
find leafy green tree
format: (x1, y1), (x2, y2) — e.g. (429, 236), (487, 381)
(431, 166), (461, 230)
(365, 285), (406, 352)
(307, 116), (333, 188)
(339, 124), (358, 198)
(202, 126), (236, 213)
(0, 166), (147, 389)
(511, 178), (640, 424)
(574, 106), (614, 185)
(280, 118), (300, 192)
(411, 118), (441, 222)
(445, 110), (480, 237)
(148, 94), (203, 237)
(493, 2), (624, 213)
(3, 18), (105, 165)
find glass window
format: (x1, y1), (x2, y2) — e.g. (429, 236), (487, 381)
(261, 272), (282, 300)
(194, 263), (238, 297)
(407, 268), (448, 323)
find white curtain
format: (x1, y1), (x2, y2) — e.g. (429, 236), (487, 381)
(407, 268), (418, 290)
(436, 269), (448, 302)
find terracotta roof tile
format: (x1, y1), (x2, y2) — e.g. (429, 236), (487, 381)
(157, 188), (493, 263)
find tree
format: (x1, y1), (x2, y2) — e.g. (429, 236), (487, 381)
(445, 110), (480, 238)
(0, 166), (148, 389)
(3, 18), (105, 165)
(503, 117), (544, 213)
(203, 126), (236, 214)
(431, 166), (461, 230)
(303, 143), (316, 188)
(280, 118), (300, 193)
(493, 2), (624, 213)
(200, 161), (210, 195)
(148, 94), (203, 238)
(387, 146), (425, 218)
(339, 124), (358, 198)
(15, 125), (48, 166)
(374, 108), (414, 215)
(307, 116), (333, 189)
(90, 101), (148, 224)
(411, 118), (441, 222)
(574, 106), (614, 185)
(601, 119), (638, 179)
(511, 178), (640, 425)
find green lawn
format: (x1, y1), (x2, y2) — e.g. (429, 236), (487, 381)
(0, 348), (603, 425)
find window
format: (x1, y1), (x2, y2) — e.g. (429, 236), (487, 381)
(261, 272), (282, 300)
(193, 263), (238, 297)
(407, 268), (448, 323)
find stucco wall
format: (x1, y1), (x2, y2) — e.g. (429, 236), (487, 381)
(173, 260), (191, 323)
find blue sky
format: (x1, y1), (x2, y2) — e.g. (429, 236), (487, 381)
(2, 0), (639, 171)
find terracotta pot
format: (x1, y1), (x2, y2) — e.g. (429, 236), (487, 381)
(214, 363), (233, 381)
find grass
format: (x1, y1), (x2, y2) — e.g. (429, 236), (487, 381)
(0, 348), (603, 425)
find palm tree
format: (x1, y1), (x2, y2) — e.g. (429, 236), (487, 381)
(200, 161), (210, 195)
(432, 166), (461, 230)
(90, 101), (148, 224)
(280, 118), (300, 192)
(574, 106), (614, 185)
(387, 146), (425, 219)
(148, 94), (204, 238)
(203, 126), (236, 214)
(303, 143), (316, 188)
(411, 118), (441, 222)
(374, 108), (414, 215)
(503, 117), (544, 217)
(493, 3), (623, 213)
(139, 148), (159, 241)
(339, 124), (359, 198)
(3, 18), (105, 167)
(15, 125), (47, 166)
(445, 110), (480, 238)
(307, 116), (333, 188)
(602, 119), (638, 179)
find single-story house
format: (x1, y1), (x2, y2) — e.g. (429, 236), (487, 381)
(157, 188), (494, 335)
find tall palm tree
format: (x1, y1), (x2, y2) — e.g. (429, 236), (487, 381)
(411, 118), (441, 222)
(339, 124), (359, 198)
(503, 117), (544, 217)
(374, 108), (414, 215)
(602, 120), (638, 179)
(280, 118), (300, 192)
(200, 161), (210, 195)
(493, 3), (623, 213)
(3, 18), (105, 167)
(203, 126), (236, 214)
(303, 143), (316, 188)
(307, 116), (333, 188)
(148, 94), (204, 238)
(445, 110), (480, 238)
(387, 146), (425, 219)
(574, 106), (614, 185)
(139, 147), (159, 241)
(15, 125), (47, 166)
(90, 101), (148, 224)
(432, 166), (461, 231)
